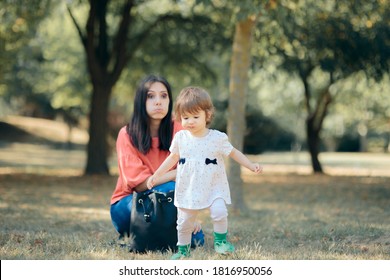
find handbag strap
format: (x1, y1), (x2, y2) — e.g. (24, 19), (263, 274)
(139, 200), (151, 222)
(137, 193), (154, 222)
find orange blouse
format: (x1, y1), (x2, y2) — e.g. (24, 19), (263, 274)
(110, 121), (182, 204)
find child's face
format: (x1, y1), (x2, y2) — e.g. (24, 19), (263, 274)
(181, 110), (209, 137)
(145, 82), (170, 122)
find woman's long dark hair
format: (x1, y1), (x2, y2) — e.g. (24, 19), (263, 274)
(127, 74), (174, 154)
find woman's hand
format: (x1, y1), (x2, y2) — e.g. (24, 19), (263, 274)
(193, 221), (202, 233)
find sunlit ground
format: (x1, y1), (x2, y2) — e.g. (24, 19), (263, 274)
(249, 152), (390, 177)
(0, 142), (389, 177)
(2, 115), (389, 177)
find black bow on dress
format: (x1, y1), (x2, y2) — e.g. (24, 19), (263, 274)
(205, 158), (217, 165)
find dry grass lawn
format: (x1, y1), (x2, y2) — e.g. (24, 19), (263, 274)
(0, 168), (389, 260)
(0, 116), (389, 260)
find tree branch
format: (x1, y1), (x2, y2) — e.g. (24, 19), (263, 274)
(96, 0), (109, 71)
(109, 0), (134, 84)
(66, 5), (87, 49)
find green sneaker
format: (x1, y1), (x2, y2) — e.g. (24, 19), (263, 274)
(171, 244), (190, 260)
(214, 240), (235, 254)
(213, 232), (235, 254)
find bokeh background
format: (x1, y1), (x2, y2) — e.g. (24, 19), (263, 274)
(0, 0), (389, 260)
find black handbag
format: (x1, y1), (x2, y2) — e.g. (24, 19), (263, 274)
(128, 189), (178, 253)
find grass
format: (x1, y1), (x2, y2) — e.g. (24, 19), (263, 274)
(0, 170), (389, 260)
(0, 116), (389, 260)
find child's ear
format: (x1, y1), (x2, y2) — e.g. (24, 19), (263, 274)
(206, 111), (212, 122)
(206, 110), (212, 122)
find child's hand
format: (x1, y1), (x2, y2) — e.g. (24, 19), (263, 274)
(146, 176), (155, 190)
(252, 163), (263, 174)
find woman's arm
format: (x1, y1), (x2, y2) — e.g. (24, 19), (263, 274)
(147, 153), (180, 189)
(229, 148), (263, 173)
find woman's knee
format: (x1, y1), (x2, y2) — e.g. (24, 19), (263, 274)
(110, 195), (133, 236)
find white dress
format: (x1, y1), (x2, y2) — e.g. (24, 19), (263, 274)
(170, 129), (234, 209)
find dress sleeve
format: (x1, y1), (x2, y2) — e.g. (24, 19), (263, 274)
(219, 131), (234, 156)
(169, 131), (181, 155)
(116, 128), (152, 191)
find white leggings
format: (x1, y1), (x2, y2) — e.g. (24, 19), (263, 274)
(177, 198), (228, 245)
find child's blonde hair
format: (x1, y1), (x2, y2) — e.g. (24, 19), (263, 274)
(175, 86), (215, 126)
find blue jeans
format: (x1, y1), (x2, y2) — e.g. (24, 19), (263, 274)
(110, 181), (204, 247)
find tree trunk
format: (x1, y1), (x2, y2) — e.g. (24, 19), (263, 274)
(358, 121), (368, 152)
(304, 84), (332, 173)
(227, 17), (255, 214)
(85, 83), (111, 174)
(67, 0), (133, 175)
(306, 116), (323, 173)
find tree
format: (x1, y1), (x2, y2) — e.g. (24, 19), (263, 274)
(261, 0), (390, 172)
(227, 17), (256, 213)
(67, 0), (134, 174)
(227, 1), (276, 213)
(193, 0), (276, 213)
(67, 0), (228, 175)
(330, 73), (390, 153)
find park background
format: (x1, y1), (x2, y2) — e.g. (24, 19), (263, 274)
(0, 0), (389, 260)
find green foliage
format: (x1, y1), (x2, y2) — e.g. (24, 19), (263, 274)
(245, 108), (295, 153)
(124, 9), (231, 93)
(1, 0), (389, 158)
(0, 0), (54, 90)
(212, 100), (295, 154)
(336, 133), (360, 152)
(328, 72), (390, 152)
(251, 0), (390, 159)
(0, 1), (90, 118)
(259, 0), (390, 81)
(33, 4), (90, 113)
(195, 0), (267, 22)
(111, 0), (234, 115)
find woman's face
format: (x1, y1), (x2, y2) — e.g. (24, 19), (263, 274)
(145, 82), (170, 121)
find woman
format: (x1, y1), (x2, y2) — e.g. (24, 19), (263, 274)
(110, 74), (204, 250)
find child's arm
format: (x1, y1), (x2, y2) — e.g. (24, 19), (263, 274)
(229, 148), (263, 174)
(134, 169), (176, 193)
(147, 153), (180, 189)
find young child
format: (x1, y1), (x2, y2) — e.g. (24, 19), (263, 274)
(147, 86), (263, 259)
